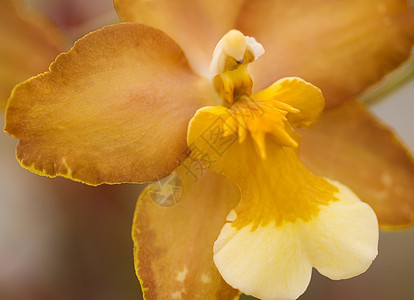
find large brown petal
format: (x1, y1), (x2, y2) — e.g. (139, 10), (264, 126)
(5, 23), (216, 185)
(132, 165), (240, 299)
(238, 0), (414, 107)
(299, 100), (414, 228)
(0, 0), (67, 110)
(114, 0), (245, 76)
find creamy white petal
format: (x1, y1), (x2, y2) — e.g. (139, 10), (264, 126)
(245, 36), (265, 61)
(300, 180), (379, 279)
(214, 221), (312, 300)
(213, 180), (379, 299)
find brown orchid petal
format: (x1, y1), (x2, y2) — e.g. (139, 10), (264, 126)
(132, 165), (240, 299)
(0, 0), (67, 110)
(299, 100), (414, 228)
(5, 23), (217, 185)
(238, 0), (414, 107)
(114, 0), (245, 77)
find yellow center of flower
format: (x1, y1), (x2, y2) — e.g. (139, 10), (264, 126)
(210, 30), (303, 159)
(188, 29), (338, 229)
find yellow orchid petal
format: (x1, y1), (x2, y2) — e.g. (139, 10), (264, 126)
(188, 107), (338, 228)
(301, 180), (379, 280)
(5, 23), (216, 185)
(214, 180), (378, 299)
(132, 165), (240, 299)
(214, 220), (312, 300)
(239, 0), (414, 107)
(0, 0), (67, 110)
(300, 99), (414, 228)
(187, 95), (378, 298)
(253, 77), (325, 128)
(114, 0), (245, 77)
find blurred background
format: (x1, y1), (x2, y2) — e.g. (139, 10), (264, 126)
(0, 0), (413, 299)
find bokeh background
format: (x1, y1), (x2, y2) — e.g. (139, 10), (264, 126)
(0, 1), (413, 299)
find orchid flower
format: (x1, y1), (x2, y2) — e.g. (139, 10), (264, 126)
(3, 0), (414, 299)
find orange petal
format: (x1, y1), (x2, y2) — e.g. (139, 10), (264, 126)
(5, 23), (216, 185)
(114, 0), (245, 77)
(0, 0), (67, 110)
(132, 165), (240, 299)
(238, 0), (414, 107)
(299, 100), (414, 228)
